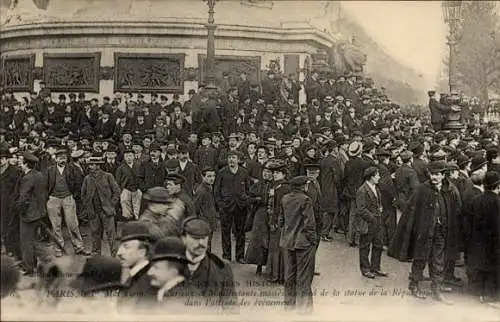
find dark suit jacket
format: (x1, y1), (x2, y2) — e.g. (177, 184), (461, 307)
(355, 182), (382, 234)
(45, 164), (84, 199)
(16, 169), (47, 222)
(280, 189), (317, 250)
(394, 164), (420, 211)
(193, 182), (217, 228)
(179, 161), (200, 196)
(117, 262), (157, 312)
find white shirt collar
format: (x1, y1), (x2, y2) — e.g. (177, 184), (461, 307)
(129, 259), (149, 278)
(473, 184), (484, 192)
(366, 181), (377, 196)
(57, 164), (65, 174)
(157, 276), (185, 301)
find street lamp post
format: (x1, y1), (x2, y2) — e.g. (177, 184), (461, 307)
(204, 0), (218, 91)
(442, 0), (464, 130)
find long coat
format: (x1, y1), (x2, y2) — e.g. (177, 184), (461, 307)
(244, 180), (271, 265)
(393, 164), (420, 212)
(468, 191), (500, 273)
(388, 180), (462, 262)
(81, 169), (121, 217)
(0, 165), (22, 232)
(319, 154), (341, 214)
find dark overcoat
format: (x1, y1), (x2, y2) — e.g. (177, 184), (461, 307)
(244, 180), (271, 265)
(319, 154), (340, 214)
(388, 180), (461, 262)
(117, 262), (157, 312)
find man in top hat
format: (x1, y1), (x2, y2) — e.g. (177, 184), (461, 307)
(181, 216), (239, 312)
(214, 149), (250, 263)
(116, 221), (158, 312)
(468, 171), (500, 306)
(146, 237), (194, 312)
(81, 156), (121, 256)
(280, 176), (317, 313)
(394, 150), (420, 214)
(0, 148), (23, 262)
(45, 148), (89, 257)
(389, 160), (461, 304)
(355, 167), (388, 279)
(16, 151), (52, 275)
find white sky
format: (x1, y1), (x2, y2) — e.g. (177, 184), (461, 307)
(341, 1), (448, 86)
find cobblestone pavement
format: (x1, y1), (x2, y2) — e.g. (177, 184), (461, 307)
(3, 224), (499, 321)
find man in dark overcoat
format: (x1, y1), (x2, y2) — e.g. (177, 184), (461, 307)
(193, 167), (217, 251)
(181, 217), (239, 313)
(376, 149), (397, 246)
(428, 90), (450, 131)
(0, 148), (22, 261)
(319, 140), (341, 241)
(394, 150), (420, 213)
(280, 176), (317, 314)
(468, 171), (500, 305)
(137, 143), (168, 193)
(388, 161), (461, 304)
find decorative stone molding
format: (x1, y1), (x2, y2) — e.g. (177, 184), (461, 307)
(100, 66), (114, 81)
(184, 67), (198, 82)
(43, 52), (101, 92)
(114, 53), (185, 93)
(33, 66), (43, 79)
(198, 54), (261, 87)
(1, 53), (35, 92)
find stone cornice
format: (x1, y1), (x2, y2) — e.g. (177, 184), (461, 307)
(0, 20), (335, 49)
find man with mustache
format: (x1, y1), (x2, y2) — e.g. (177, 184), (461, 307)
(45, 148), (89, 257)
(181, 216), (238, 313)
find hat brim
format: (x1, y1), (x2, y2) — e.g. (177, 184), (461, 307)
(471, 161), (487, 172)
(120, 233), (156, 243)
(150, 254), (193, 265)
(69, 277), (124, 296)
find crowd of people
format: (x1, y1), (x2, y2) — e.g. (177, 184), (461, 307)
(0, 66), (499, 315)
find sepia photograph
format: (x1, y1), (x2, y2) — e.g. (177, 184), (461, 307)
(0, 0), (499, 321)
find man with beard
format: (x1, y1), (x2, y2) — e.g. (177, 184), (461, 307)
(389, 161), (461, 304)
(81, 156), (121, 256)
(0, 148), (22, 262)
(45, 148), (89, 257)
(193, 167), (217, 251)
(214, 150), (250, 263)
(468, 171), (500, 306)
(181, 217), (239, 312)
(116, 221), (158, 312)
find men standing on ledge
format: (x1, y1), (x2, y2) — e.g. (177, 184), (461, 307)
(280, 176), (318, 314)
(428, 90), (450, 131)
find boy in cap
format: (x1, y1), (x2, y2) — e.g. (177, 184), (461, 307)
(181, 216), (239, 313)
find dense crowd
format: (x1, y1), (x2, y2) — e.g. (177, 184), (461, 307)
(0, 67), (499, 315)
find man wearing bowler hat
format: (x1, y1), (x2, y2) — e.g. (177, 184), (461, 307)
(280, 176), (317, 313)
(81, 156), (121, 256)
(181, 216), (239, 312)
(116, 221), (158, 312)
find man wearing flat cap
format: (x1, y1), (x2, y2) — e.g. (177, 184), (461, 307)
(280, 176), (317, 313)
(165, 173), (196, 219)
(389, 160), (461, 304)
(181, 216), (239, 312)
(116, 221), (158, 312)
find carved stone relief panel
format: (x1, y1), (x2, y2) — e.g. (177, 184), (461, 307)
(43, 53), (101, 92)
(114, 53), (185, 93)
(198, 54), (261, 88)
(2, 54), (35, 92)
